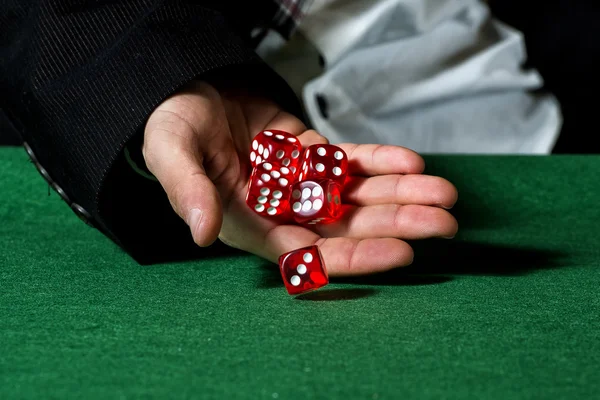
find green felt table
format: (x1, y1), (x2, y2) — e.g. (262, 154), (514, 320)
(1, 147), (599, 399)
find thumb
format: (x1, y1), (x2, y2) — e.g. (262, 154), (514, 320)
(143, 112), (222, 247)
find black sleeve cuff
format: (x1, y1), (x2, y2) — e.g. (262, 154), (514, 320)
(1, 1), (303, 263)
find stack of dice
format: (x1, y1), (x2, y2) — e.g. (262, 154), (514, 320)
(245, 130), (348, 296)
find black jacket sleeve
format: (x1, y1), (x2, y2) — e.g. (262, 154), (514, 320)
(1, 0), (304, 264)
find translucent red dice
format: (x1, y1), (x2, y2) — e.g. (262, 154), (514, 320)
(298, 144), (348, 185)
(246, 162), (295, 217)
(290, 179), (343, 224)
(278, 245), (328, 295)
(250, 130), (302, 174)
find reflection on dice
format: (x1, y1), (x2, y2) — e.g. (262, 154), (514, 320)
(290, 179), (343, 224)
(245, 162), (294, 217)
(250, 129), (302, 174)
(246, 130), (348, 227)
(298, 144), (348, 185)
(278, 245), (328, 295)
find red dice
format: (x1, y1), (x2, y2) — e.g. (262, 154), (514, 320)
(290, 179), (343, 224)
(246, 162), (294, 217)
(246, 130), (348, 226)
(278, 245), (328, 295)
(250, 130), (302, 174)
(298, 144), (348, 185)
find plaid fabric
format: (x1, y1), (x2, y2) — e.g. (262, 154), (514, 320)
(271, 0), (314, 38)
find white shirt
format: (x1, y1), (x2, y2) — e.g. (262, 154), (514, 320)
(257, 0), (562, 154)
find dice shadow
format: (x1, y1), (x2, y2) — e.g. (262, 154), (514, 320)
(257, 263), (451, 290)
(337, 240), (569, 286)
(256, 241), (568, 296)
(295, 288), (378, 301)
(410, 240), (568, 276)
(256, 264), (454, 299)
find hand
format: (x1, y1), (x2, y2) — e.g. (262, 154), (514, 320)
(143, 81), (458, 276)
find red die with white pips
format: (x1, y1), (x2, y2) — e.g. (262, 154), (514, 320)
(290, 179), (343, 225)
(246, 162), (294, 218)
(250, 129), (302, 174)
(278, 245), (328, 295)
(298, 144), (348, 185)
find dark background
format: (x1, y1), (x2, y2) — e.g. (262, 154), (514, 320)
(2, 0), (598, 153)
(489, 0), (600, 154)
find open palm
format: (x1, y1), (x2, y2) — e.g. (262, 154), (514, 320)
(143, 81), (458, 276)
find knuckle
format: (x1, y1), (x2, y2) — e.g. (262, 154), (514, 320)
(370, 143), (385, 158)
(344, 143), (360, 163)
(369, 144), (385, 168)
(149, 111), (197, 142)
(392, 204), (407, 229)
(393, 175), (404, 199)
(342, 239), (360, 274)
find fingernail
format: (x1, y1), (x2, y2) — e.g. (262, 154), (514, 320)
(442, 235), (455, 239)
(187, 208), (203, 234)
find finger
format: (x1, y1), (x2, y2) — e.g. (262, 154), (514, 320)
(222, 95), (286, 158)
(316, 204), (459, 240)
(261, 107), (329, 146)
(170, 82), (241, 190)
(343, 174), (458, 208)
(296, 129), (329, 147)
(144, 111), (223, 247)
(264, 110), (308, 136)
(264, 111), (329, 147)
(317, 237), (414, 276)
(262, 225), (414, 276)
(337, 143), (425, 176)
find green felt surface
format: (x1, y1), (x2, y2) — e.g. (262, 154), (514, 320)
(1, 147), (599, 399)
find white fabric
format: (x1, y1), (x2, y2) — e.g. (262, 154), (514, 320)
(257, 0), (562, 154)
